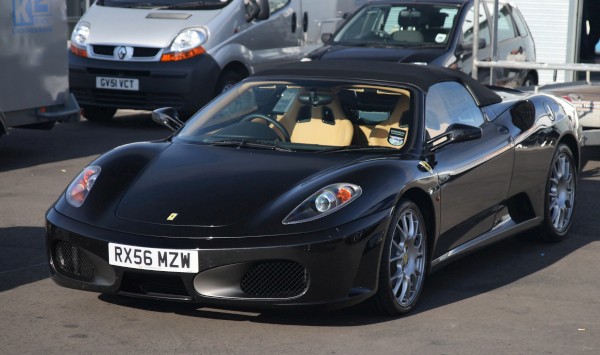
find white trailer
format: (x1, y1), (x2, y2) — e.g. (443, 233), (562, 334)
(0, 0), (79, 138)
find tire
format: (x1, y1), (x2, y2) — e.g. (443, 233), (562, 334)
(538, 144), (577, 242)
(521, 72), (537, 87)
(373, 199), (428, 316)
(82, 106), (117, 122)
(214, 70), (245, 96)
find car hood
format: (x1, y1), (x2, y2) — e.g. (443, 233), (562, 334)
(115, 142), (364, 227)
(311, 45), (447, 64)
(82, 5), (221, 48)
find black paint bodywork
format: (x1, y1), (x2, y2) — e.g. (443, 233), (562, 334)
(46, 65), (582, 310)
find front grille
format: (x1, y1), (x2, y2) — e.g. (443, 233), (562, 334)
(120, 272), (190, 300)
(85, 67), (152, 77)
(71, 88), (184, 110)
(53, 241), (95, 282)
(91, 45), (161, 58)
(240, 261), (309, 298)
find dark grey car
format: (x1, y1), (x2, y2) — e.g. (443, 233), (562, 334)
(306, 0), (538, 87)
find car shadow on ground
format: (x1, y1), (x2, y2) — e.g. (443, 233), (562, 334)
(0, 227), (48, 292)
(0, 111), (168, 173)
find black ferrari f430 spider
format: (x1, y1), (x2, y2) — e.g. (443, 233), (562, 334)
(46, 61), (582, 315)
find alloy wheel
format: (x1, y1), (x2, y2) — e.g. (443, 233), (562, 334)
(388, 209), (426, 307)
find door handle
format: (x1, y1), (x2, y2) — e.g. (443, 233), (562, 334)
(303, 12), (308, 33)
(292, 12), (297, 33)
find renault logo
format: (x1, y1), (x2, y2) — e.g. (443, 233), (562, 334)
(114, 46), (134, 60)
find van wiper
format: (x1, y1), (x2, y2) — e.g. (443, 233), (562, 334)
(317, 145), (398, 154)
(118, 2), (157, 8)
(155, 1), (220, 10)
(211, 139), (293, 152)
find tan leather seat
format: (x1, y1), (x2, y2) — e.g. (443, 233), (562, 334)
(363, 95), (411, 149)
(290, 97), (353, 147)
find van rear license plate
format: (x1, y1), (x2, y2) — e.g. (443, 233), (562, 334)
(108, 243), (199, 273)
(96, 77), (139, 91)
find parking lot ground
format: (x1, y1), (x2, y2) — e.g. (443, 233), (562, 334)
(1, 111), (599, 354)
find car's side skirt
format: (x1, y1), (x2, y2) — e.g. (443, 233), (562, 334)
(430, 216), (542, 272)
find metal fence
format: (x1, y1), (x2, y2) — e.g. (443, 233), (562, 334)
(472, 0), (600, 85)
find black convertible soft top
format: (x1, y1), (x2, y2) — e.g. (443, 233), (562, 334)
(255, 61), (502, 107)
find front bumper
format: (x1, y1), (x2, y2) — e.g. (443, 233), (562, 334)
(68, 52), (221, 114)
(46, 208), (392, 310)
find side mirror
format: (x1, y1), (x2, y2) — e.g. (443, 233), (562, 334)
(427, 123), (482, 151)
(321, 33), (332, 43)
(458, 38), (486, 52)
(246, 0), (270, 22)
(152, 107), (184, 132)
(510, 100), (535, 132)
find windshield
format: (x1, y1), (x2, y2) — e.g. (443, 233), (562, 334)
(98, 0), (233, 10)
(177, 79), (414, 152)
(334, 4), (459, 47)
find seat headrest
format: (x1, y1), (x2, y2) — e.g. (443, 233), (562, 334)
(429, 12), (448, 28)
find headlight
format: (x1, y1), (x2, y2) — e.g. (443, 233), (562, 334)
(161, 28), (208, 62)
(65, 166), (101, 208)
(70, 22), (90, 57)
(283, 183), (362, 225)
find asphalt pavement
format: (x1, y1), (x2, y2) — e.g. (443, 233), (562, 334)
(1, 111), (599, 354)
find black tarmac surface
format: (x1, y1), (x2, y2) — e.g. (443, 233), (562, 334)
(1, 111), (599, 354)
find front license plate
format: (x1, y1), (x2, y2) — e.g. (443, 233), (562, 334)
(96, 76), (139, 91)
(108, 243), (199, 273)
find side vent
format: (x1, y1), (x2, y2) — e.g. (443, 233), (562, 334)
(510, 100), (535, 132)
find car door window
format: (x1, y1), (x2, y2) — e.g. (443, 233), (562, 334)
(268, 0), (290, 14)
(462, 3), (490, 45)
(496, 6), (517, 42)
(509, 6), (528, 37)
(426, 81), (484, 138)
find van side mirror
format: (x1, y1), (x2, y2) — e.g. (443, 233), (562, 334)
(321, 33), (332, 43)
(246, 0), (270, 22)
(458, 38), (486, 52)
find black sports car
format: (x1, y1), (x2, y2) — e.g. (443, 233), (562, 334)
(46, 61), (582, 315)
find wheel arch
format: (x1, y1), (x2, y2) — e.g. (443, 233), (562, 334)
(558, 133), (580, 172)
(527, 70), (539, 85)
(400, 187), (436, 271)
(220, 61), (250, 79)
(0, 108), (8, 135)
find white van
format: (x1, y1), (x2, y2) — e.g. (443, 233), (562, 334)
(69, 0), (363, 121)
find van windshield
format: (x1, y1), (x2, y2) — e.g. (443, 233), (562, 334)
(334, 4), (459, 48)
(98, 0), (233, 10)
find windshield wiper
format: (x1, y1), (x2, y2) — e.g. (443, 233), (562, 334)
(118, 2), (157, 8)
(155, 1), (221, 10)
(317, 145), (399, 154)
(210, 139), (293, 152)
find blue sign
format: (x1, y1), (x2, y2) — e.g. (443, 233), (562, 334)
(12, 0), (52, 33)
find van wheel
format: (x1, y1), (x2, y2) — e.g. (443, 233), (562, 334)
(215, 70), (245, 96)
(83, 106), (117, 122)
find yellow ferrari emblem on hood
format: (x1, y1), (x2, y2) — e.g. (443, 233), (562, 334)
(167, 213), (178, 221)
